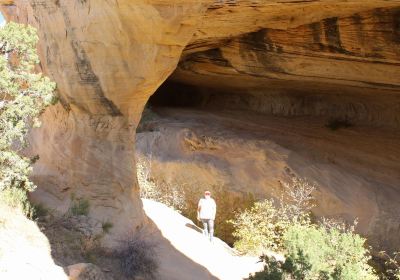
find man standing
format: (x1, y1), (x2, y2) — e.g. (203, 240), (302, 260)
(197, 191), (216, 242)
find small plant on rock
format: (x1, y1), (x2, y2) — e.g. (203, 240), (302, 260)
(31, 202), (50, 220)
(101, 221), (113, 234)
(70, 197), (90, 216)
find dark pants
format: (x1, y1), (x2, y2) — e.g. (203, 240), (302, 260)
(201, 219), (214, 241)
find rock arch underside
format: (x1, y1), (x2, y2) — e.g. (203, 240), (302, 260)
(1, 0), (399, 251)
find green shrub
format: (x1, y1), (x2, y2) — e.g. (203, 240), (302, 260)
(248, 223), (378, 280)
(31, 202), (50, 220)
(101, 221), (113, 234)
(230, 178), (315, 254)
(230, 199), (284, 255)
(0, 22), (56, 216)
(70, 198), (90, 216)
(376, 251), (400, 280)
(0, 187), (32, 216)
(284, 224), (376, 279)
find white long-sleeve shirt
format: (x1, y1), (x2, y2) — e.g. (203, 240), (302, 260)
(198, 197), (216, 220)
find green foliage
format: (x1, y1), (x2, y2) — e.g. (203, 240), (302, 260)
(284, 224), (376, 279)
(70, 197), (90, 216)
(0, 22), (56, 213)
(241, 182), (378, 280)
(31, 202), (50, 220)
(248, 223), (377, 280)
(0, 187), (31, 215)
(230, 199), (284, 255)
(377, 251), (400, 280)
(101, 221), (113, 234)
(248, 256), (286, 280)
(234, 178), (378, 279)
(230, 178), (315, 254)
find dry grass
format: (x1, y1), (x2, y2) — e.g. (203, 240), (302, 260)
(113, 231), (159, 280)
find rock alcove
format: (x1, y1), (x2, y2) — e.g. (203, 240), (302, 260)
(0, 0), (399, 251)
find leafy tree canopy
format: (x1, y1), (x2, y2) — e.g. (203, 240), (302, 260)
(0, 21), (56, 211)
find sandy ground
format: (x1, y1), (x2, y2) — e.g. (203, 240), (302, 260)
(142, 199), (263, 280)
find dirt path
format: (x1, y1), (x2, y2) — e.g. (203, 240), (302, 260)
(142, 199), (263, 280)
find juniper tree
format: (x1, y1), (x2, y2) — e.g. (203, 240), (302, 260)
(0, 22), (56, 214)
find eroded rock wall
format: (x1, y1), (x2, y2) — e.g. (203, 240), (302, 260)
(1, 0), (209, 246)
(173, 5), (400, 128)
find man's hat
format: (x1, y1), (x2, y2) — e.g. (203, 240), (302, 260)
(204, 191), (211, 195)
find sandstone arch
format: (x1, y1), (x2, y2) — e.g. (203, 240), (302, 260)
(1, 0), (399, 249)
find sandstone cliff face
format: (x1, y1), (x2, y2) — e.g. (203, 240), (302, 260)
(174, 4), (400, 129)
(1, 0), (399, 249)
(1, 0), (210, 246)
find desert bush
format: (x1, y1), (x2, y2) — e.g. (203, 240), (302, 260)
(70, 197), (90, 216)
(230, 199), (284, 255)
(247, 255), (291, 280)
(376, 251), (400, 280)
(0, 187), (32, 216)
(137, 154), (186, 212)
(230, 178), (316, 254)
(101, 221), (113, 234)
(0, 22), (56, 214)
(279, 178), (316, 224)
(248, 222), (377, 280)
(31, 202), (50, 220)
(284, 223), (377, 280)
(114, 232), (159, 280)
